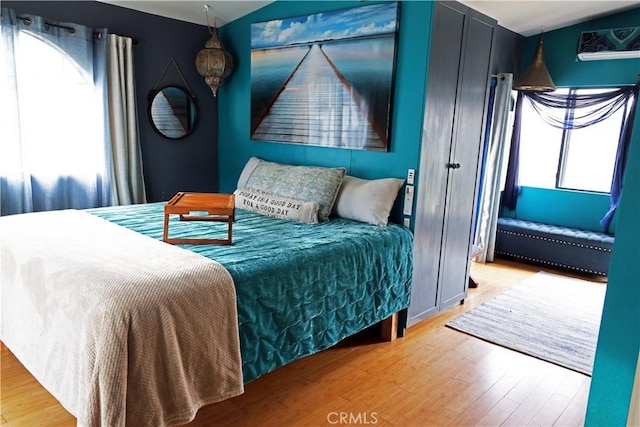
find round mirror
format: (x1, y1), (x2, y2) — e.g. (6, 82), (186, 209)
(148, 86), (197, 140)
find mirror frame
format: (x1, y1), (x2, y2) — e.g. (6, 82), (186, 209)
(148, 85), (198, 140)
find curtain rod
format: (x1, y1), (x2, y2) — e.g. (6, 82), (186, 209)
(94, 30), (139, 45)
(16, 16), (139, 45)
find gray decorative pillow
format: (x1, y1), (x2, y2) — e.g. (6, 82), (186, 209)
(239, 157), (346, 222)
(234, 189), (320, 224)
(332, 175), (405, 226)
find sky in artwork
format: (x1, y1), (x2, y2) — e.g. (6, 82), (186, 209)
(251, 2), (398, 49)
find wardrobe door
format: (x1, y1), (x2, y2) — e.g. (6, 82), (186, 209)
(438, 10), (495, 309)
(408, 2), (467, 326)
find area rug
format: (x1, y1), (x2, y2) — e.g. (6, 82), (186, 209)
(446, 271), (606, 375)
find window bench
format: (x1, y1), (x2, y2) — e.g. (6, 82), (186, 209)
(495, 217), (614, 276)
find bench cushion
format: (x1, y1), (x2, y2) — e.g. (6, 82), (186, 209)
(496, 217), (614, 276)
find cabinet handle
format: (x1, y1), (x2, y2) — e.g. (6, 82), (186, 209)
(446, 163), (461, 169)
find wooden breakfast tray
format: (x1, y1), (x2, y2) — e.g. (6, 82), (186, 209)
(163, 192), (235, 245)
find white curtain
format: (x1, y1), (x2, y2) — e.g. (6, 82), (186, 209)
(106, 34), (146, 206)
(474, 73), (514, 263)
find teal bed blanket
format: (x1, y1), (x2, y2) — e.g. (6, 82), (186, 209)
(88, 203), (413, 383)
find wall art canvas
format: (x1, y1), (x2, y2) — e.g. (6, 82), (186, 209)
(250, 2), (400, 151)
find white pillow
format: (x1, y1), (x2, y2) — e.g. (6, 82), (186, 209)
(333, 176), (405, 226)
(234, 188), (319, 224)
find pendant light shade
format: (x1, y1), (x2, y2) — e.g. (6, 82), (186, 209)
(513, 35), (556, 92)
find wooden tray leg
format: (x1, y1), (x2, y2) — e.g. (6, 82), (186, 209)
(163, 213), (169, 242)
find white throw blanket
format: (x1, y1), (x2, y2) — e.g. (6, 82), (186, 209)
(0, 210), (243, 426)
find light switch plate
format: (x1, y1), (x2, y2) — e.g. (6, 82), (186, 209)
(402, 185), (414, 216)
(403, 217), (411, 228)
(407, 169), (415, 185)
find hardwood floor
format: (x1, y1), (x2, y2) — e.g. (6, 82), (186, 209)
(0, 259), (604, 426)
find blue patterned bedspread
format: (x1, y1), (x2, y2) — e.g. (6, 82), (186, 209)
(88, 203), (413, 383)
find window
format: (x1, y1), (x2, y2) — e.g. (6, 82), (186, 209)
(10, 31), (104, 184)
(518, 87), (629, 193)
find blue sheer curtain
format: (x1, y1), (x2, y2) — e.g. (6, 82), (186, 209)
(473, 77), (497, 239)
(1, 8), (32, 214)
(0, 8), (111, 215)
(600, 84), (639, 232)
(502, 92), (523, 211)
(502, 84), (639, 232)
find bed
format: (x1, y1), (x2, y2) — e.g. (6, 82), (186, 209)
(94, 202), (413, 378)
(0, 198), (413, 426)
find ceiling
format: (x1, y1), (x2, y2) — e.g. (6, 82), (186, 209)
(97, 1), (273, 27)
(459, 1), (640, 36)
(99, 0), (640, 36)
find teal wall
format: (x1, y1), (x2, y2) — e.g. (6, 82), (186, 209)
(508, 7), (640, 233)
(539, 8), (640, 87)
(587, 103), (639, 426)
(218, 1), (434, 223)
(217, 3), (639, 423)
(520, 7), (640, 426)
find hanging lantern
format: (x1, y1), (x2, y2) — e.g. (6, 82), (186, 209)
(513, 35), (556, 92)
(195, 6), (234, 97)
